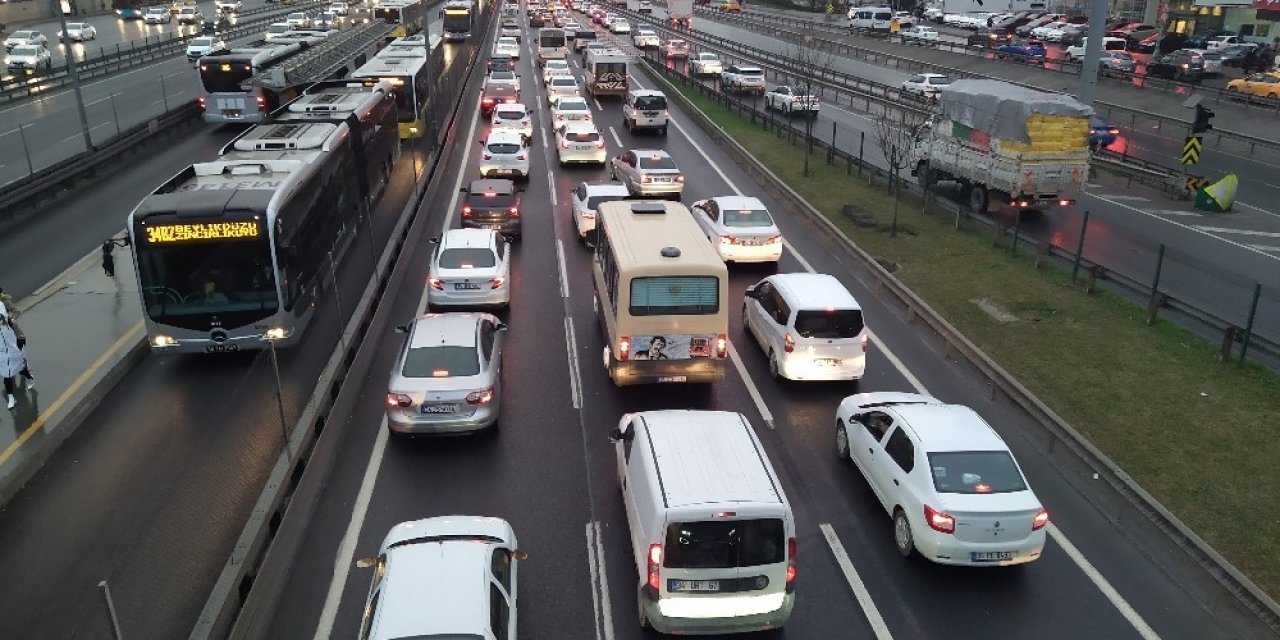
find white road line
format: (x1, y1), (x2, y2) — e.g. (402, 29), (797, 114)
(565, 318), (583, 409)
(59, 122), (108, 143)
(1247, 243), (1280, 253)
(1047, 525), (1162, 640)
(585, 521), (616, 640)
(781, 239), (815, 272)
(820, 523), (894, 640)
(1103, 194), (1151, 201)
(1089, 192), (1280, 262)
(1192, 225), (1280, 238)
(594, 97), (604, 110)
(548, 170), (558, 205)
(868, 332), (930, 395)
(1144, 209), (1202, 217)
(1233, 201), (1280, 220)
(313, 422), (389, 640)
(557, 238), (570, 298)
(727, 343), (774, 428)
(442, 96), (485, 231)
(608, 125), (622, 147)
(0, 128), (18, 139)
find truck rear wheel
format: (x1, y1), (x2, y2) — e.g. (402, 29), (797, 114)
(968, 185), (988, 215)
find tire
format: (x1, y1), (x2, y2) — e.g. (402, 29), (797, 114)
(893, 508), (915, 558)
(835, 419), (850, 460)
(1226, 85), (1239, 92)
(768, 350), (781, 379)
(637, 587), (650, 629)
(968, 184), (989, 215)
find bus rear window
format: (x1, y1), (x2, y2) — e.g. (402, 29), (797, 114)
(793, 309), (863, 339)
(200, 65), (251, 93)
(663, 519), (785, 569)
(629, 276), (718, 316)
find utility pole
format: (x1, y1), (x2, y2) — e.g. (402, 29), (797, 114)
(52, 0), (95, 152)
(1076, 0), (1110, 107)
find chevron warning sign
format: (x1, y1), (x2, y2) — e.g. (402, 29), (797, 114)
(1180, 136), (1203, 166)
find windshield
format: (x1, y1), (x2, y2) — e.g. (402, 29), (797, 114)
(191, 38), (213, 46)
(12, 46), (38, 55)
(629, 276), (719, 316)
(794, 309), (864, 338)
(663, 519), (785, 569)
(402, 345), (480, 378)
(200, 62), (252, 93)
(268, 24), (289, 34)
(136, 228), (278, 329)
(551, 78), (576, 88)
(637, 155), (676, 170)
(438, 248), (496, 269)
(721, 208), (773, 228)
(928, 76), (953, 85)
(928, 451), (1028, 494)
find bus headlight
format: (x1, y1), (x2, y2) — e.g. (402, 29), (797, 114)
(152, 335), (178, 348)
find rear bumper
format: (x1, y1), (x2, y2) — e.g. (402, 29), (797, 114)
(608, 356), (727, 386)
(779, 351), (866, 381)
(387, 404), (498, 435)
(915, 527), (1046, 566)
(716, 242), (782, 263)
(463, 218), (522, 237)
(644, 593), (794, 635)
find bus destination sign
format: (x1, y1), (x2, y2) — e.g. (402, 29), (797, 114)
(144, 221), (261, 244)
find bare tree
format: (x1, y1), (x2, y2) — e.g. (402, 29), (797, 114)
(873, 107), (930, 237)
(783, 26), (837, 176)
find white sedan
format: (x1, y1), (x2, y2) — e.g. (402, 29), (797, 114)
(901, 73), (952, 99)
(899, 25), (938, 44)
(546, 76), (581, 105)
(689, 52), (723, 76)
(59, 23), (98, 42)
(632, 29), (659, 48)
(550, 96), (593, 125)
(494, 36), (521, 58)
(542, 59), (572, 84)
(427, 229), (512, 309)
(490, 103), (534, 140)
(609, 19), (631, 34)
(556, 122), (607, 165)
(835, 392), (1049, 566)
(690, 196), (783, 263)
(5, 45), (51, 69)
(285, 12), (312, 28)
(478, 130), (530, 180)
(570, 180), (630, 240)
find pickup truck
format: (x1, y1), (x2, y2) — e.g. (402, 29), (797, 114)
(764, 85), (819, 116)
(719, 65), (767, 94)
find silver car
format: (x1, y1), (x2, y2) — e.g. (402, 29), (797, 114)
(427, 229), (512, 310)
(610, 149), (684, 199)
(386, 313), (506, 436)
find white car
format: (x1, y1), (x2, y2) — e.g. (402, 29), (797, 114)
(1030, 20), (1067, 38)
(556, 122), (607, 165)
(479, 130), (530, 180)
(427, 229), (512, 309)
(264, 23), (294, 42)
(689, 52), (723, 76)
(494, 36), (521, 58)
(1206, 35), (1255, 51)
(144, 6), (171, 24)
(550, 95), (593, 125)
(356, 517), (523, 639)
(744, 273), (867, 380)
(1065, 37), (1127, 60)
(485, 69), (520, 91)
(542, 59), (572, 84)
(314, 11), (338, 29)
(215, 0), (242, 12)
(632, 28), (659, 48)
(285, 12), (312, 28)
(186, 36), (228, 61)
(4, 30), (47, 51)
(59, 23), (98, 42)
(901, 73), (952, 99)
(899, 25), (938, 44)
(177, 6), (202, 24)
(546, 76), (581, 105)
(690, 196), (783, 263)
(609, 19), (631, 34)
(569, 180), (630, 239)
(835, 392), (1049, 566)
(5, 45), (51, 69)
(327, 1), (348, 16)
(491, 103), (534, 140)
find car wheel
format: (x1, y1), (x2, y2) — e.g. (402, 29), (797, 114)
(1226, 85), (1239, 92)
(893, 508), (915, 557)
(637, 586), (650, 628)
(835, 420), (850, 460)
(1270, 92), (1279, 99)
(768, 350), (781, 379)
(660, 125), (668, 136)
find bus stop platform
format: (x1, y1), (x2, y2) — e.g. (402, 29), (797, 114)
(0, 248), (146, 506)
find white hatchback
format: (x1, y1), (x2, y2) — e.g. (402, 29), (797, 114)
(491, 103), (534, 140)
(494, 36), (521, 58)
(690, 196), (782, 263)
(556, 122), (607, 165)
(742, 273), (867, 381)
(835, 392), (1049, 566)
(428, 229), (512, 309)
(479, 131), (530, 179)
(632, 28), (659, 48)
(546, 75), (581, 105)
(569, 180), (630, 239)
(610, 19), (631, 33)
(550, 96), (593, 125)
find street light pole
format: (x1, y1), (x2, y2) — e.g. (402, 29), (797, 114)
(52, 0), (95, 153)
(1076, 0), (1110, 107)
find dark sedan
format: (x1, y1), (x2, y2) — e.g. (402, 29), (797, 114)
(968, 28), (1013, 48)
(480, 83), (520, 115)
(1147, 51), (1205, 81)
(1089, 117), (1119, 150)
(996, 39), (1047, 61)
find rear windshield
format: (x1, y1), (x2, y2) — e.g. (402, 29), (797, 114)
(637, 155), (676, 170)
(490, 71), (517, 81)
(794, 309), (864, 339)
(402, 346), (480, 378)
(438, 248), (496, 269)
(551, 78), (577, 87)
(192, 38), (214, 46)
(487, 143), (521, 154)
(566, 130), (600, 142)
(559, 101), (588, 111)
(12, 46), (38, 55)
(634, 95), (666, 110)
(663, 519), (785, 569)
(928, 451), (1028, 494)
(467, 192), (515, 207)
(928, 76), (953, 85)
(721, 208), (773, 228)
(738, 68), (764, 77)
(629, 276), (719, 316)
(496, 110), (525, 119)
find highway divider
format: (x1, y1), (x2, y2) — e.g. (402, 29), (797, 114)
(639, 53), (1280, 634)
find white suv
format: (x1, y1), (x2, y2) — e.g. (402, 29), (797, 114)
(356, 516), (525, 639)
(742, 273), (868, 380)
(479, 131), (530, 179)
(622, 90), (668, 135)
(632, 28), (660, 48)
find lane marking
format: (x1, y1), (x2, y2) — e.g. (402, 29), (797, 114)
(1233, 201), (1280, 219)
(1247, 243), (1280, 253)
(1192, 225), (1280, 238)
(585, 521), (616, 640)
(1047, 524), (1162, 640)
(593, 97), (604, 110)
(59, 122), (109, 143)
(1104, 195), (1150, 201)
(820, 523), (894, 640)
(0, 320), (144, 468)
(1088, 192), (1280, 263)
(608, 125), (622, 147)
(548, 170), (558, 205)
(557, 238), (570, 298)
(727, 342), (774, 428)
(565, 317), (583, 409)
(1143, 209), (1201, 217)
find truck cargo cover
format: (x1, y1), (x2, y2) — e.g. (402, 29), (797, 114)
(937, 79), (1093, 143)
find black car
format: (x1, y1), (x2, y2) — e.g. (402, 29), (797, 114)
(530, 13), (545, 27)
(480, 83), (519, 115)
(1147, 50), (1204, 81)
(460, 179), (523, 237)
(968, 28), (1013, 48)
(487, 53), (515, 73)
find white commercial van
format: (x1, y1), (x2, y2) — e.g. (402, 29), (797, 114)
(849, 6), (894, 32)
(610, 410), (797, 634)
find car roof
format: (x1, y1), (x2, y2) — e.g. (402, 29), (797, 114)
(707, 195), (765, 212)
(441, 228), (497, 250)
(485, 130), (524, 144)
(770, 273), (859, 311)
(494, 102), (527, 112)
(919, 73), (949, 79)
(409, 313), (481, 349)
(638, 411), (783, 508)
(891, 403), (1008, 453)
(379, 540), (490, 637)
(630, 148), (670, 158)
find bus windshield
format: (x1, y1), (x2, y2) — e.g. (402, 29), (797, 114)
(374, 7), (402, 22)
(136, 237), (279, 328)
(201, 62), (252, 93)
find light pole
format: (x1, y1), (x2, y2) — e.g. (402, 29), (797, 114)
(52, 0), (94, 152)
(262, 329), (292, 456)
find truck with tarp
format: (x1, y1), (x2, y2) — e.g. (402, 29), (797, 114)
(668, 0), (693, 30)
(910, 79), (1092, 214)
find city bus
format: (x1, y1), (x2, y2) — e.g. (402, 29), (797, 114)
(374, 0), (427, 38)
(441, 0), (473, 42)
(197, 37), (323, 124)
(128, 81), (401, 354)
(592, 200), (729, 386)
(352, 34), (442, 138)
(536, 27), (568, 66)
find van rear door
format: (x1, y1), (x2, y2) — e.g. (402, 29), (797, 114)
(658, 517), (789, 607)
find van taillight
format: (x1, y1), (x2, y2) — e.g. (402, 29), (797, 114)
(861, 334), (868, 353)
(783, 332), (795, 353)
(647, 543), (662, 591)
(716, 334), (727, 357)
(256, 95), (265, 111)
(785, 536), (797, 586)
(618, 336), (630, 361)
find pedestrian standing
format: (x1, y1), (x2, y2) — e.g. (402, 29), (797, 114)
(1, 310), (31, 410)
(1243, 48), (1257, 74)
(102, 239), (116, 277)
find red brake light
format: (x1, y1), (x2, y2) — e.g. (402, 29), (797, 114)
(465, 388), (494, 405)
(482, 153), (492, 160)
(490, 276), (505, 289)
(783, 332), (794, 353)
(385, 392), (411, 407)
(618, 336), (630, 361)
(429, 278), (443, 290)
(861, 334), (869, 353)
(716, 334), (727, 357)
(785, 537), (797, 584)
(1032, 508), (1050, 531)
(1058, 199), (1075, 206)
(646, 543), (662, 591)
(462, 206), (472, 217)
(674, 174), (684, 183)
(509, 206), (519, 216)
(517, 152), (527, 160)
(924, 505), (955, 534)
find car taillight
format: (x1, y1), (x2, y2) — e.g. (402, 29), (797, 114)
(561, 139), (572, 148)
(646, 543), (662, 591)
(517, 152), (527, 160)
(924, 504), (955, 534)
(674, 174), (684, 183)
(1058, 199), (1074, 206)
(482, 97), (495, 104)
(1032, 508), (1050, 531)
(783, 332), (794, 353)
(641, 175), (652, 184)
(385, 392), (411, 407)
(861, 334), (869, 353)
(556, 114), (565, 120)
(429, 278), (443, 290)
(765, 234), (782, 244)
(618, 336), (630, 361)
(490, 276), (505, 289)
(785, 537), (797, 585)
(462, 206), (472, 217)
(505, 97), (517, 103)
(256, 95), (265, 111)
(509, 206), (520, 217)
(466, 388), (494, 405)
(716, 334), (727, 357)
(1107, 128), (1119, 135)
(595, 139), (604, 148)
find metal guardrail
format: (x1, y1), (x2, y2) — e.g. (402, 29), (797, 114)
(638, 55), (1280, 635)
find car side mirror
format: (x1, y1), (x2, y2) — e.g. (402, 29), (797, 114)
(459, 187), (468, 193)
(394, 323), (409, 334)
(355, 556), (376, 568)
(608, 427), (625, 442)
(428, 236), (440, 244)
(512, 549), (529, 560)
(496, 322), (509, 332)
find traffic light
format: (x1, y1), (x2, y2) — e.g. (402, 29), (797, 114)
(1193, 104), (1215, 134)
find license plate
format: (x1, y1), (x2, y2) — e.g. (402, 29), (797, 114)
(669, 579), (719, 592)
(816, 358), (841, 366)
(204, 344), (239, 353)
(493, 169), (514, 175)
(652, 176), (670, 183)
(454, 282), (481, 290)
(971, 551), (1014, 562)
(575, 145), (594, 151)
(421, 404), (458, 414)
(657, 375), (687, 383)
(643, 111), (658, 117)
(741, 238), (762, 246)
(483, 223), (505, 230)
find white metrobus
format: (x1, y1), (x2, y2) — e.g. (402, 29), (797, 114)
(592, 201), (729, 386)
(536, 27), (568, 66)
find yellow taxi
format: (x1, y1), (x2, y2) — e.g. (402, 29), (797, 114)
(1226, 72), (1280, 100)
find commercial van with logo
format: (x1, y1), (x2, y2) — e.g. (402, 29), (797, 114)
(610, 410), (797, 634)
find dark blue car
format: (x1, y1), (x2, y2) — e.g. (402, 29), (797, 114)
(996, 39), (1047, 62)
(1089, 117), (1119, 150)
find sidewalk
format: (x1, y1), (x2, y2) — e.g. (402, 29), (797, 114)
(0, 247), (146, 505)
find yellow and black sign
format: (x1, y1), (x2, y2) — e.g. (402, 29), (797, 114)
(144, 221), (261, 244)
(1180, 136), (1202, 166)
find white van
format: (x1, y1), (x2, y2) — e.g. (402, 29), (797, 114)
(849, 6), (894, 32)
(622, 89), (668, 134)
(610, 410), (796, 634)
(742, 273), (868, 381)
